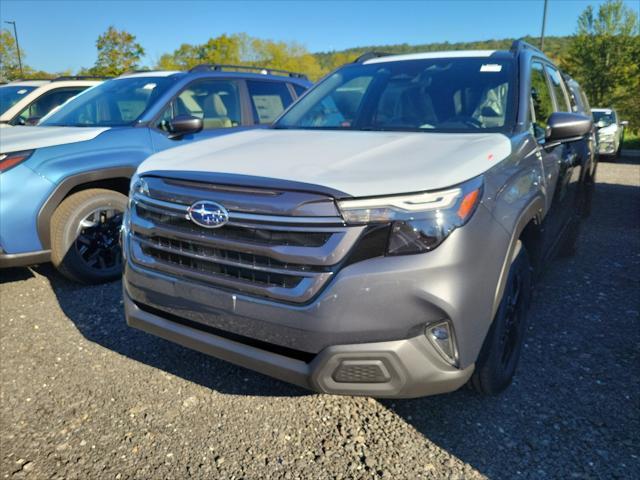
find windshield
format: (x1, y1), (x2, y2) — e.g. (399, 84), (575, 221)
(41, 77), (175, 127)
(593, 111), (615, 126)
(0, 85), (38, 115)
(275, 57), (516, 132)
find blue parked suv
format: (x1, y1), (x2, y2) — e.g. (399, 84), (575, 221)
(0, 66), (310, 283)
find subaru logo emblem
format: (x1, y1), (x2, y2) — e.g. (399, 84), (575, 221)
(187, 201), (229, 229)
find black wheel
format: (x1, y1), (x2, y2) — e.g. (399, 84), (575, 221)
(471, 243), (532, 395)
(580, 164), (598, 218)
(50, 189), (127, 284)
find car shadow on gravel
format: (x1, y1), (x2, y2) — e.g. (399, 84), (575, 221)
(0, 267), (35, 284)
(35, 263), (311, 398)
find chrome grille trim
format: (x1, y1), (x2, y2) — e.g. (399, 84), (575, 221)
(134, 194), (345, 225)
(130, 241), (332, 303)
(134, 234), (319, 278)
(128, 185), (364, 303)
(130, 208), (364, 266)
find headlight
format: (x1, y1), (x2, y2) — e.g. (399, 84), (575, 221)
(0, 150), (34, 173)
(338, 176), (483, 255)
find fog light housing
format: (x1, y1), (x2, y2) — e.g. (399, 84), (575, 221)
(426, 321), (459, 366)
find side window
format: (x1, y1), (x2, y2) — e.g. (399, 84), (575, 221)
(158, 79), (241, 131)
(14, 87), (86, 124)
(247, 81), (293, 124)
(530, 62), (554, 141)
(291, 83), (308, 98)
(544, 65), (570, 112)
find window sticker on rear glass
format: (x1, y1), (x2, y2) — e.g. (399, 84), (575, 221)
(480, 64), (503, 73)
(252, 95), (285, 123)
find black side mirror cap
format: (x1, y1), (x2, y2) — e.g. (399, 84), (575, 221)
(168, 114), (203, 139)
(545, 112), (592, 145)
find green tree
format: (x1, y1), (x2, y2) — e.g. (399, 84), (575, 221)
(91, 26), (145, 76)
(565, 0), (640, 131)
(0, 28), (24, 81)
(246, 38), (323, 79)
(156, 34), (324, 80)
(158, 34), (244, 70)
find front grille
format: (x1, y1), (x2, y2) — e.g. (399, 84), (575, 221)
(128, 176), (365, 303)
(137, 233), (306, 289)
(137, 207), (332, 247)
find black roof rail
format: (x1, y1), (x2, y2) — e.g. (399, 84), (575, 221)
(353, 51), (393, 63)
(510, 39), (544, 56)
(188, 64), (308, 79)
(52, 75), (111, 81)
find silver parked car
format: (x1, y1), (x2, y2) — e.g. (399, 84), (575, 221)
(592, 108), (628, 159)
(122, 41), (595, 398)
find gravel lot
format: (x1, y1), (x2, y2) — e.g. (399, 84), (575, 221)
(1, 157), (639, 479)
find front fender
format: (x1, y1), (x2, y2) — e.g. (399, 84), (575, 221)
(36, 166), (136, 249)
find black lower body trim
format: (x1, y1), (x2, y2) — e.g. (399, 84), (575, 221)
(0, 250), (51, 268)
(133, 301), (317, 363)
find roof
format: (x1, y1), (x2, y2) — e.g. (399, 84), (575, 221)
(117, 71), (181, 78)
(363, 50), (500, 64)
(3, 80), (51, 87)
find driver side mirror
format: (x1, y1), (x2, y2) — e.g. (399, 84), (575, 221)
(167, 114), (203, 139)
(545, 112), (592, 146)
(620, 120), (629, 127)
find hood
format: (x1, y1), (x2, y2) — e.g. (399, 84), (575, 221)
(138, 129), (512, 197)
(0, 126), (110, 153)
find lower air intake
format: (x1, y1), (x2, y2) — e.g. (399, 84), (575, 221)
(332, 360), (391, 384)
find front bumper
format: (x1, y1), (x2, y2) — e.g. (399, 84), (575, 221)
(123, 203), (509, 397)
(125, 290), (474, 398)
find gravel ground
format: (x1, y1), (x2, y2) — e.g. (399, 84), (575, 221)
(1, 157), (639, 479)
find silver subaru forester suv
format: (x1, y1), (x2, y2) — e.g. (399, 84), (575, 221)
(122, 41), (595, 398)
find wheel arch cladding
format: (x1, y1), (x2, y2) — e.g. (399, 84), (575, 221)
(37, 167), (135, 250)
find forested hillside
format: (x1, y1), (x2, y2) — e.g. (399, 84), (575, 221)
(314, 36), (571, 70)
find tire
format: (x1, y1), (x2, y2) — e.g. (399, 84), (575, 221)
(470, 243), (532, 395)
(50, 189), (127, 284)
(580, 165), (598, 218)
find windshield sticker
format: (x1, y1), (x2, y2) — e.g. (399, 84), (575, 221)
(480, 64), (502, 72)
(17, 89), (28, 94)
(142, 83), (157, 90)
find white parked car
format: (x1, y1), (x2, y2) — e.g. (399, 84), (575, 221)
(0, 77), (105, 127)
(592, 108), (628, 159)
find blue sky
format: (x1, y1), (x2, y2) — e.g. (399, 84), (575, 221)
(2, 0), (638, 72)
